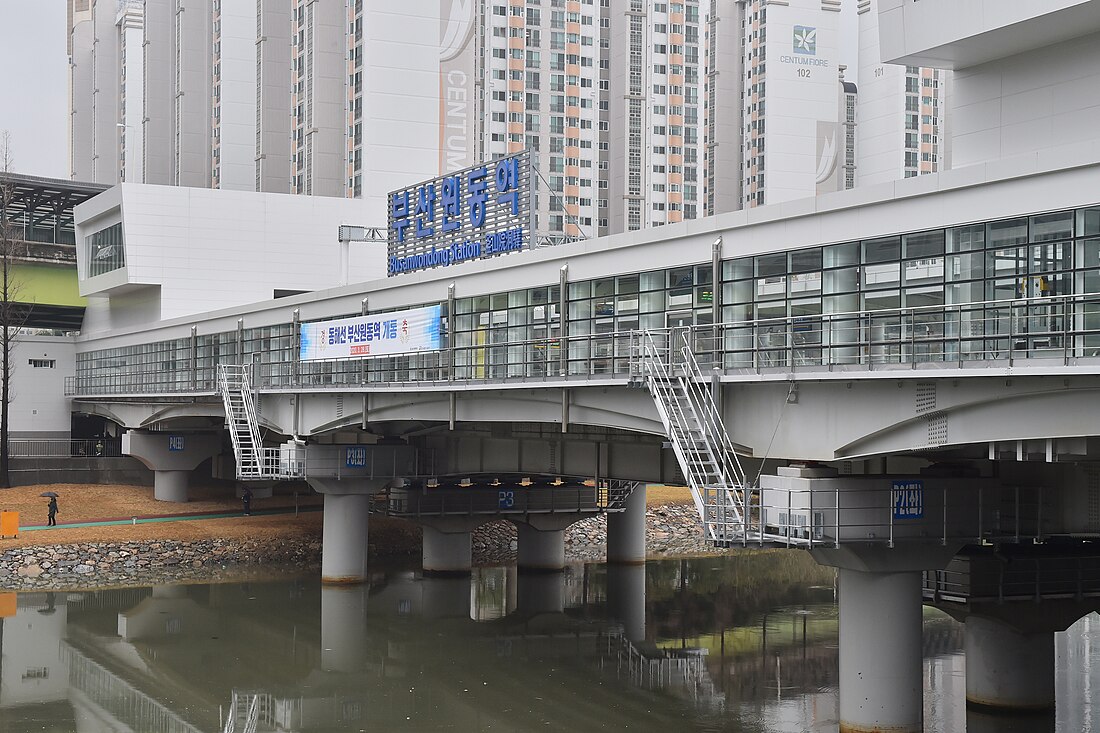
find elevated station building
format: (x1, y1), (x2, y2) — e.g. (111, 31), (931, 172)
(19, 1), (1100, 729)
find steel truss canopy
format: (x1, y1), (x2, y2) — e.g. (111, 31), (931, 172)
(0, 172), (108, 245)
(0, 172), (109, 330)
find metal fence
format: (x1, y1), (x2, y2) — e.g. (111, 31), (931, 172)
(8, 438), (122, 458)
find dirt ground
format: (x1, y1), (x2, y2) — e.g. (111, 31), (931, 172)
(0, 482), (324, 549)
(0, 481), (694, 551)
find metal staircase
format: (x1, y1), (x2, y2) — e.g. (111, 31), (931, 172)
(218, 364), (305, 480)
(634, 330), (750, 545)
(218, 364), (266, 479)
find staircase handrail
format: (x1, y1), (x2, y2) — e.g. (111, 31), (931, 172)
(677, 331), (749, 488)
(636, 332), (716, 532)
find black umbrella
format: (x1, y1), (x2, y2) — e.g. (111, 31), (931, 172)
(39, 491), (59, 498)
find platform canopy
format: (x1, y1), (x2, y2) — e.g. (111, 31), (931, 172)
(0, 172), (109, 330)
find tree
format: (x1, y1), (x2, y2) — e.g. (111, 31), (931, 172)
(0, 131), (29, 488)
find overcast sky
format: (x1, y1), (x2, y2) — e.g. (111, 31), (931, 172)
(0, 1), (68, 179)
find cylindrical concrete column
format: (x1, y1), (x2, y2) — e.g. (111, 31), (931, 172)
(516, 523), (565, 571)
(153, 470), (190, 502)
(606, 563), (646, 642)
(965, 616), (1055, 712)
(320, 586), (367, 673)
(422, 525), (473, 574)
(321, 493), (370, 584)
(839, 568), (923, 733)
(607, 484), (647, 564)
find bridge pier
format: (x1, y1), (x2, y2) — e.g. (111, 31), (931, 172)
(419, 518), (481, 575)
(965, 616), (1054, 712)
(514, 515), (576, 572)
(122, 431), (222, 502)
(606, 484), (646, 564)
(836, 567), (924, 733)
(309, 478), (388, 585)
(813, 544), (959, 733)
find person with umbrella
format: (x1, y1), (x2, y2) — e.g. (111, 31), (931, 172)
(41, 492), (59, 527)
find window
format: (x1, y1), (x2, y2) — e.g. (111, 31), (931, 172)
(85, 223), (126, 277)
(28, 359), (56, 369)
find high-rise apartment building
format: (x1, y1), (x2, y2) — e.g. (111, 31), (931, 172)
(607, 0), (707, 233)
(731, 0), (844, 208)
(481, 0), (607, 239)
(855, 0), (949, 186)
(68, 0), (944, 238)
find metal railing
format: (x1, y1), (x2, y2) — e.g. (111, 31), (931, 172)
(8, 438), (122, 458)
(380, 484), (626, 518)
(734, 482), (1050, 549)
(923, 552), (1100, 604)
(65, 292), (1100, 398)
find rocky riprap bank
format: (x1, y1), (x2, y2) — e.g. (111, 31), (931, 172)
(1, 504), (715, 589)
(475, 503), (713, 564)
(0, 538), (323, 590)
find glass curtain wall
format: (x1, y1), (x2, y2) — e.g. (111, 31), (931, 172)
(73, 206), (1100, 393)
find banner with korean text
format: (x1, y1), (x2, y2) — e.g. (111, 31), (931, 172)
(299, 305), (443, 361)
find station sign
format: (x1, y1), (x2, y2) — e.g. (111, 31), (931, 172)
(299, 305), (442, 361)
(891, 480), (924, 520)
(387, 151), (533, 276)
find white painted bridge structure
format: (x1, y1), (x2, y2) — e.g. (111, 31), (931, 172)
(68, 151), (1100, 730)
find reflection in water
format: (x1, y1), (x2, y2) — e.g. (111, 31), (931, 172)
(0, 556), (1096, 732)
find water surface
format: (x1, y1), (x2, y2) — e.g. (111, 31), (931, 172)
(1, 554), (1097, 732)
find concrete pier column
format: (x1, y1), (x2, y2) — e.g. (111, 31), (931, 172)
(965, 616), (1054, 712)
(513, 515), (577, 572)
(838, 568), (923, 733)
(516, 524), (565, 571)
(419, 518), (482, 574)
(320, 493), (371, 584)
(154, 471), (191, 502)
(606, 563), (646, 642)
(606, 483), (646, 564)
(320, 585), (367, 673)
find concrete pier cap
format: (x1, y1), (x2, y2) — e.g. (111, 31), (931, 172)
(122, 431), (222, 502)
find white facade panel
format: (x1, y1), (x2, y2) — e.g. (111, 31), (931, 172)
(216, 2), (259, 192)
(359, 3), (446, 223)
(8, 337), (75, 439)
(951, 31), (1100, 169)
(757, 0), (841, 206)
(75, 184), (386, 333)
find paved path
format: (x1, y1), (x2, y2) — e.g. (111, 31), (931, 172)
(19, 504), (323, 532)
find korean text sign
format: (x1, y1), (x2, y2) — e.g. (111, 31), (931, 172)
(299, 305), (443, 361)
(387, 151), (532, 276)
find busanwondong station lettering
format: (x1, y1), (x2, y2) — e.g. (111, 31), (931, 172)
(387, 151), (532, 276)
(388, 227), (525, 275)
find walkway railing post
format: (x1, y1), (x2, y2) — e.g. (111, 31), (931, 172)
(559, 264), (569, 376)
(291, 309), (301, 386)
(447, 283), (456, 381)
